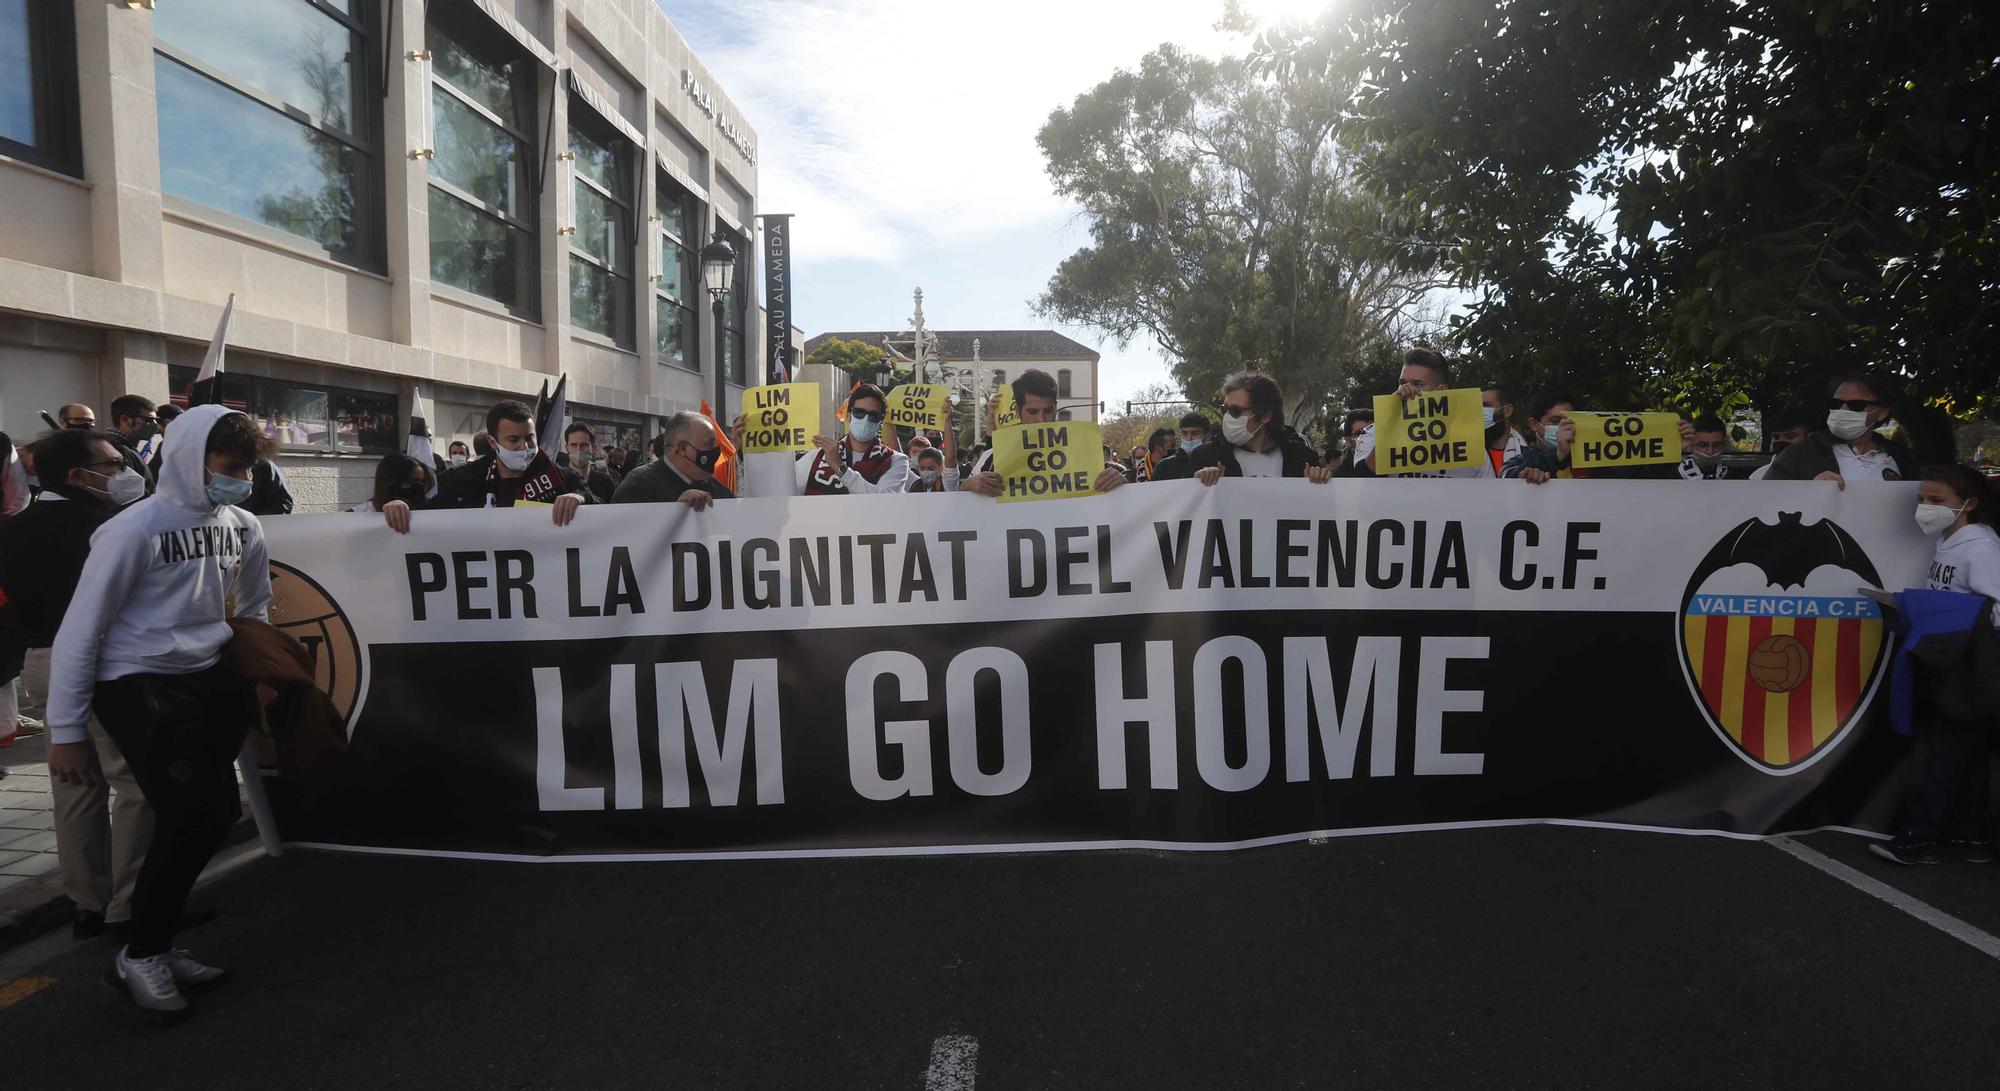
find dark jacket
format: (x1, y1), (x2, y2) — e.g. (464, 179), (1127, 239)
(1889, 589), (2000, 735)
(1763, 432), (1917, 482)
(435, 454), (592, 509)
(1149, 449), (1194, 482)
(610, 459), (733, 504)
(108, 430), (156, 490)
(1186, 426), (1321, 478)
(582, 467), (620, 504)
(247, 459), (294, 516)
(0, 489), (117, 651)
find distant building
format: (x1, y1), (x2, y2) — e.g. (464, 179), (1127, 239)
(805, 330), (1102, 423)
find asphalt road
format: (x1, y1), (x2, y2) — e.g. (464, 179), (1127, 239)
(1, 826), (1997, 1090)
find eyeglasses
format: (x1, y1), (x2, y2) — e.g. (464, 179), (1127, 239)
(849, 407), (885, 423)
(1223, 405), (1258, 419)
(62, 419), (95, 429)
(79, 459), (123, 472)
(1827, 398), (1881, 412)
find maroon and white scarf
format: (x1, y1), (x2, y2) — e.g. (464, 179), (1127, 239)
(803, 440), (897, 495)
(482, 450), (567, 507)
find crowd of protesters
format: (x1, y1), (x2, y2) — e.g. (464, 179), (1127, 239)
(0, 342), (1995, 1020)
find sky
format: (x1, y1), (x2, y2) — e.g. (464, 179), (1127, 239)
(654, 0), (1336, 414)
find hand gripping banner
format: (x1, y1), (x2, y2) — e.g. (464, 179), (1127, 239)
(259, 481), (1927, 861)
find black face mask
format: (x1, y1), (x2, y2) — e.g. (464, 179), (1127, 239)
(387, 483), (429, 507)
(688, 445), (720, 473)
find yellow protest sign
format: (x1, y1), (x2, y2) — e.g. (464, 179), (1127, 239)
(887, 383), (948, 431)
(1371, 388), (1484, 473)
(993, 384), (1019, 429)
(1568, 412), (1684, 469)
(739, 382), (820, 453)
(991, 420), (1105, 503)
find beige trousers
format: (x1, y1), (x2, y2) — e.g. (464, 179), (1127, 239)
(20, 648), (153, 921)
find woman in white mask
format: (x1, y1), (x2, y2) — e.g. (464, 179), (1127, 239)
(1763, 374), (1916, 485)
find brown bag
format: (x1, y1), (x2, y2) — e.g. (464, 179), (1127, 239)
(225, 618), (349, 770)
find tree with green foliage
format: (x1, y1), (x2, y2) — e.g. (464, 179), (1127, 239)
(803, 337), (897, 385)
(1255, 0), (2000, 434)
(1035, 44), (1444, 431)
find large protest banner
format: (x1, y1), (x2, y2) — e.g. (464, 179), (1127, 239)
(260, 481), (1926, 861)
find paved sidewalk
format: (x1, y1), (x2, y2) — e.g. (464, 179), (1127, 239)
(0, 730), (59, 897)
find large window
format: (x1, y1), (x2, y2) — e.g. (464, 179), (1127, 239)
(427, 4), (538, 316)
(1058, 369), (1073, 398)
(169, 367), (398, 456)
(0, 0), (78, 174)
(568, 104), (633, 348)
(154, 0), (379, 266)
(720, 227), (750, 385)
(654, 173), (699, 370)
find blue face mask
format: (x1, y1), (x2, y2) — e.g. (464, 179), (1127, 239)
(1482, 407), (1498, 429)
(849, 417), (881, 445)
(1180, 439), (1200, 455)
(206, 472), (254, 508)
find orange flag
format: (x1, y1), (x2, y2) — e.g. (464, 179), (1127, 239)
(700, 399), (739, 493)
(834, 379), (860, 422)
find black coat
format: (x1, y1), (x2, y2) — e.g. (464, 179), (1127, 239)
(0, 490), (115, 651)
(1764, 432), (1917, 481)
(435, 455), (592, 509)
(1186, 426), (1322, 478)
(1149, 450), (1194, 481)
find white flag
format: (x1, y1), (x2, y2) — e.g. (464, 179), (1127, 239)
(190, 294), (235, 405)
(408, 383), (438, 498)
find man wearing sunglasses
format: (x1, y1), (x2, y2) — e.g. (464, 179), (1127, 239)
(104, 394), (161, 493)
(1189, 371), (1322, 484)
(1763, 374), (1916, 486)
(799, 383), (910, 495)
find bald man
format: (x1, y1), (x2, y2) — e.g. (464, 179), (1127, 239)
(57, 404), (96, 430)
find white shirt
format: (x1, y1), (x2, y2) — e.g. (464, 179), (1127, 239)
(1832, 443), (1900, 482)
(1929, 520), (2000, 594)
(1235, 445), (1283, 477)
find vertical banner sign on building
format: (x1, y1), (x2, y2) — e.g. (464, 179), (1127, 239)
(888, 384), (949, 431)
(1372, 389), (1485, 474)
(1568, 412), (1684, 469)
(761, 214), (793, 383)
(992, 421), (1105, 502)
(740, 383), (820, 452)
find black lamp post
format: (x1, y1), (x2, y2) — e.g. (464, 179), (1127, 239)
(701, 235), (736, 413)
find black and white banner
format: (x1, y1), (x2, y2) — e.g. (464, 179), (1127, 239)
(259, 481), (1929, 860)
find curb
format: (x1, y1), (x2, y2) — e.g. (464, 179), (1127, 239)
(0, 819), (262, 955)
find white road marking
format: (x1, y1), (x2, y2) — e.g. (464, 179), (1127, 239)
(1769, 835), (2000, 960)
(924, 1034), (979, 1091)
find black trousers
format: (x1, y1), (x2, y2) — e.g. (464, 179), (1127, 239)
(1910, 716), (1995, 842)
(93, 664), (255, 958)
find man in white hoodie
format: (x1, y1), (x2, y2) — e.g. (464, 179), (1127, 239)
(47, 404), (272, 1019)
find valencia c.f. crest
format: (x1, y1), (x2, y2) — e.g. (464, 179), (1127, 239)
(1676, 513), (1889, 775)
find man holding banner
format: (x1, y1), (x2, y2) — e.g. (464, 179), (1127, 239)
(797, 384), (910, 495)
(612, 412), (732, 509)
(1186, 372), (1320, 484)
(1352, 347), (1497, 480)
(433, 400), (589, 524)
(966, 371), (1124, 497)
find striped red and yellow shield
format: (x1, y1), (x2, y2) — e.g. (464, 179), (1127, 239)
(1681, 595), (1885, 771)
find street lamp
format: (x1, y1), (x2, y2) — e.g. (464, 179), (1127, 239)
(701, 235), (736, 412)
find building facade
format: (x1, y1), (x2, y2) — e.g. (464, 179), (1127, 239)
(804, 330), (1103, 424)
(0, 0), (761, 510)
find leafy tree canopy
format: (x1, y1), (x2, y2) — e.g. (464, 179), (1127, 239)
(1255, 0), (2000, 428)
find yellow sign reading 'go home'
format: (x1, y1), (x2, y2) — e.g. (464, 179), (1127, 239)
(992, 421), (1105, 503)
(739, 383), (821, 453)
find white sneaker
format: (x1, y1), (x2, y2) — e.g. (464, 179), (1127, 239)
(113, 947), (188, 1015)
(164, 948), (231, 989)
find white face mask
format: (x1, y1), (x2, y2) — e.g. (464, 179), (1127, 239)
(1915, 503), (1965, 536)
(1826, 409), (1871, 442)
(450, 453), (468, 467)
(1221, 412), (1261, 447)
(920, 468), (940, 485)
(85, 467), (147, 506)
(494, 445), (536, 471)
